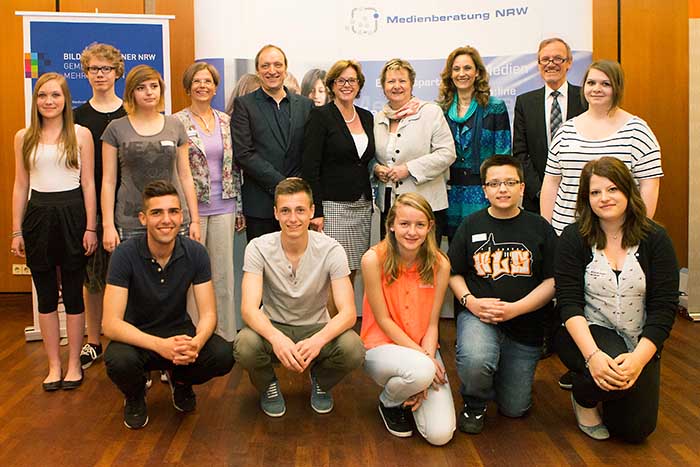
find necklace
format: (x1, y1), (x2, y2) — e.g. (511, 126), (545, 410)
(190, 108), (214, 132)
(342, 106), (357, 124)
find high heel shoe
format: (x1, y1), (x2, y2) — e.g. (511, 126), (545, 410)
(62, 369), (84, 390)
(571, 394), (609, 440)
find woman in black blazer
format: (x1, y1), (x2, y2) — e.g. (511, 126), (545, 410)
(302, 59), (375, 298)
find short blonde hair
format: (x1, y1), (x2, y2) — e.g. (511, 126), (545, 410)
(379, 58), (416, 87)
(123, 65), (165, 114)
(80, 42), (125, 79)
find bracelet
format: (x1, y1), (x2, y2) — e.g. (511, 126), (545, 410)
(584, 348), (601, 368)
(86, 228), (97, 232)
(11, 231), (22, 238)
(459, 293), (472, 308)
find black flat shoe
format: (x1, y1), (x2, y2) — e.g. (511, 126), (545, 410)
(42, 379), (62, 392)
(62, 370), (83, 390)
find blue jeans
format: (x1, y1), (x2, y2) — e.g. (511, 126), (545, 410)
(455, 311), (541, 417)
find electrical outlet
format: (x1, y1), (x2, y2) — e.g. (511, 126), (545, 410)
(11, 264), (31, 275)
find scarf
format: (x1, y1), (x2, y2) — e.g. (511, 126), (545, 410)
(382, 96), (423, 120)
(447, 94), (477, 124)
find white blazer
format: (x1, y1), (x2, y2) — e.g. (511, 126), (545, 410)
(373, 101), (456, 211)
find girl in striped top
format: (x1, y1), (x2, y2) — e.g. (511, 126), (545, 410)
(540, 60), (662, 235)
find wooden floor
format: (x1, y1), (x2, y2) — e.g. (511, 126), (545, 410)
(1, 294), (699, 467)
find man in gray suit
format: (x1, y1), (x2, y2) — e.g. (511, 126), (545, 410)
(231, 44), (314, 241)
(513, 38), (587, 213)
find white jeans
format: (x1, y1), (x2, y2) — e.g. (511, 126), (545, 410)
(187, 213), (238, 341)
(364, 344), (456, 446)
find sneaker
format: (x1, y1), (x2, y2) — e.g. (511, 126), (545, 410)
(458, 404), (486, 434)
(559, 371), (574, 390)
(167, 374), (196, 413)
(260, 380), (286, 417)
(378, 401), (413, 437)
(310, 374), (334, 414)
(79, 343), (102, 369)
(124, 393), (148, 429)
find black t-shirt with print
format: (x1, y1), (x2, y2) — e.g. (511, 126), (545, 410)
(448, 208), (557, 346)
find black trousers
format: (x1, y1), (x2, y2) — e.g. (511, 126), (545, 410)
(104, 332), (234, 398)
(245, 216), (280, 243)
(555, 324), (661, 443)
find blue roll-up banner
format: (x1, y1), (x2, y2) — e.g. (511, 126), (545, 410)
(17, 11), (173, 341)
(19, 12), (174, 127)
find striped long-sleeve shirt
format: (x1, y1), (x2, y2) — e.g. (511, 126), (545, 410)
(545, 116), (663, 235)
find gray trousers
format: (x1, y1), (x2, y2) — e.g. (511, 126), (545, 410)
(233, 322), (365, 392)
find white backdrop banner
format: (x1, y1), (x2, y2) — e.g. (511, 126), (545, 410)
(193, 0), (592, 319)
(193, 0), (592, 119)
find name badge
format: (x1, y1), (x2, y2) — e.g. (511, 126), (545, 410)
(472, 233), (487, 242)
(587, 269), (607, 280)
(160, 140), (175, 147)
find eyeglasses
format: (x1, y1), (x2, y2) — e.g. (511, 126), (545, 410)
(87, 66), (116, 74)
(537, 57), (568, 66)
(483, 179), (522, 189)
(192, 79), (215, 86)
(335, 78), (358, 87)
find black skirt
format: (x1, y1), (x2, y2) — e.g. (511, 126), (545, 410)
(22, 188), (86, 272)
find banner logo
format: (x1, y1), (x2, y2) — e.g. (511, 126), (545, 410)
(350, 7), (379, 35)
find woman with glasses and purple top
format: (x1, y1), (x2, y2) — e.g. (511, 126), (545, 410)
(174, 62), (244, 342)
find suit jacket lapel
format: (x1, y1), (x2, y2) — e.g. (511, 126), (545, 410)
(330, 103), (357, 156)
(567, 82), (584, 115)
(534, 86), (546, 140)
(285, 93), (298, 152)
(358, 109), (374, 161)
(254, 90), (286, 149)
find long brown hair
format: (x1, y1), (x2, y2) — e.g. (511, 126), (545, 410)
(576, 157), (651, 249)
(437, 46), (490, 110)
(22, 73), (79, 170)
(383, 193), (446, 285)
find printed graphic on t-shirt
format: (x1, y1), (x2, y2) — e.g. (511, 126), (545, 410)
(473, 233), (532, 280)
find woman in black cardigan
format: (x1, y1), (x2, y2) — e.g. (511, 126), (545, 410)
(554, 157), (678, 443)
(302, 59), (375, 309)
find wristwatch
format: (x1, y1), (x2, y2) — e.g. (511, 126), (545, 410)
(459, 293), (472, 308)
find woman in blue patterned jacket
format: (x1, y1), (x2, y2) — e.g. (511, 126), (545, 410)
(437, 46), (512, 239)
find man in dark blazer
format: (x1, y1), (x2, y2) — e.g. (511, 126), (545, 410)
(513, 38), (587, 213)
(231, 44), (314, 241)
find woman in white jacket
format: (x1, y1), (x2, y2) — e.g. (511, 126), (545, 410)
(373, 58), (456, 243)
